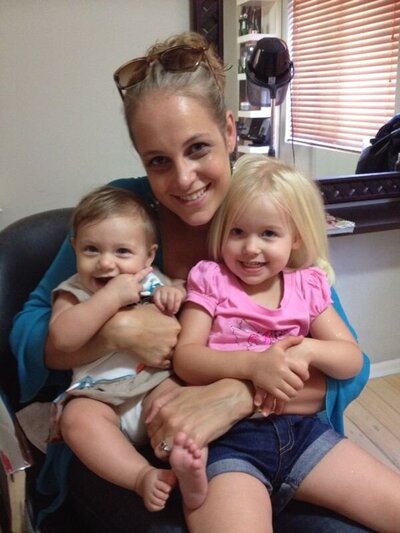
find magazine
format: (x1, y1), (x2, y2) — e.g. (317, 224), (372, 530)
(325, 212), (355, 235)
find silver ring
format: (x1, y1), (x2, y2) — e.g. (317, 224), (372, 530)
(271, 398), (277, 412)
(159, 440), (171, 453)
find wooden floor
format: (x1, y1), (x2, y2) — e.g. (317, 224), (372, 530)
(344, 373), (400, 473)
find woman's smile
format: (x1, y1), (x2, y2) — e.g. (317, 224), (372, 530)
(174, 183), (210, 204)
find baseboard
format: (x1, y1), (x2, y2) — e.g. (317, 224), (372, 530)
(369, 359), (400, 379)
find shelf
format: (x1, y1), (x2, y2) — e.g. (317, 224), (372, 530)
(237, 0), (275, 7)
(326, 201), (400, 236)
(237, 144), (270, 154)
(236, 0), (280, 153)
(237, 32), (275, 44)
(238, 108), (271, 118)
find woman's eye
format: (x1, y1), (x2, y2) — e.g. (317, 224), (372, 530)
(147, 155), (169, 168)
(190, 142), (209, 157)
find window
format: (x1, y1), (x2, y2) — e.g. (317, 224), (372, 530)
(288, 0), (400, 152)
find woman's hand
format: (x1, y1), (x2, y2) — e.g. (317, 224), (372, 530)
(144, 378), (254, 459)
(99, 304), (180, 368)
(45, 304), (180, 370)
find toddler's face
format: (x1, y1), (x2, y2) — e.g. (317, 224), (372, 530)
(221, 194), (300, 290)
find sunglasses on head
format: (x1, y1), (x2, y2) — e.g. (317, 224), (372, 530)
(113, 44), (219, 100)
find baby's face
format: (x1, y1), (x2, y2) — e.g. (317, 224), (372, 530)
(72, 215), (155, 293)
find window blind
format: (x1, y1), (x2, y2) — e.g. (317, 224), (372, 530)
(288, 0), (400, 152)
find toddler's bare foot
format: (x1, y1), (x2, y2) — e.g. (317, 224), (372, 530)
(136, 465), (176, 512)
(169, 431), (208, 510)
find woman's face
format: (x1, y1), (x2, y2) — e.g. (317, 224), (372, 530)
(131, 93), (236, 227)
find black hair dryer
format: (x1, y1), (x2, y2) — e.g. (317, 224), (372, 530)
(245, 37), (294, 157)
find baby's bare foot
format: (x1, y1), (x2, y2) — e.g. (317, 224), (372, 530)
(136, 465), (176, 512)
(169, 431), (208, 510)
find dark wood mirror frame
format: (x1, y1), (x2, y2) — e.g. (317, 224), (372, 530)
(317, 171), (400, 235)
(190, 0), (224, 58)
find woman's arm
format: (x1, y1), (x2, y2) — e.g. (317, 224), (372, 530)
(49, 269), (152, 353)
(289, 304), (363, 380)
(145, 377), (255, 458)
(10, 237), (77, 402)
(45, 303), (181, 370)
(174, 302), (309, 402)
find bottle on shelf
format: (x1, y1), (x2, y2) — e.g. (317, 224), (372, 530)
(239, 8), (249, 36)
(250, 7), (260, 34)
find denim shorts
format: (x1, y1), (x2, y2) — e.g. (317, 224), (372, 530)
(207, 414), (343, 514)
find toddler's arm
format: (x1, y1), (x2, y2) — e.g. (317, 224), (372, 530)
(289, 304), (363, 380)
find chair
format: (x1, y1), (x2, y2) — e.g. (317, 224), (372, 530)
(0, 208), (73, 532)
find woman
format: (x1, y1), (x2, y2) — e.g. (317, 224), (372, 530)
(11, 32), (370, 532)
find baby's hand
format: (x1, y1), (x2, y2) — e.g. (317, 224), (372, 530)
(152, 285), (186, 315)
(105, 267), (153, 308)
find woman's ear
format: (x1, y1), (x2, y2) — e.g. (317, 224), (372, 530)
(225, 110), (237, 153)
(146, 244), (158, 267)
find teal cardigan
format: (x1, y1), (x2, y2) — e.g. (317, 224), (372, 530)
(10, 176), (370, 522)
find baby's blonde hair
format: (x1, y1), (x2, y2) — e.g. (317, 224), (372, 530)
(71, 186), (158, 250)
(209, 155), (335, 284)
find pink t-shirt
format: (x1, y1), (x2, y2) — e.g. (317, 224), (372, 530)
(186, 260), (332, 352)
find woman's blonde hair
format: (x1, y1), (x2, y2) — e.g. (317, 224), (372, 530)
(71, 186), (158, 249)
(123, 32), (228, 142)
(209, 155), (335, 284)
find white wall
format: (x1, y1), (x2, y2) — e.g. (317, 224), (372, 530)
(330, 230), (400, 365)
(0, 0), (189, 229)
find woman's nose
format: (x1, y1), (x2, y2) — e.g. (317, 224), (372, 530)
(175, 161), (196, 188)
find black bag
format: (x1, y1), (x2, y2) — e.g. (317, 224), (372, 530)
(356, 113), (400, 173)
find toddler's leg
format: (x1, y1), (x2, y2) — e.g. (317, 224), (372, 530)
(295, 438), (400, 532)
(61, 397), (176, 511)
(169, 431), (208, 509)
(185, 472), (273, 533)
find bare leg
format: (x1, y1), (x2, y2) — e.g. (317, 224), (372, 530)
(61, 397), (176, 512)
(169, 431), (208, 509)
(295, 439), (400, 532)
(185, 472), (272, 533)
